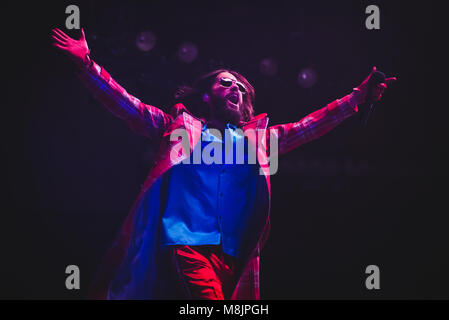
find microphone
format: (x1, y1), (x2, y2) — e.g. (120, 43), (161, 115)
(362, 70), (386, 128)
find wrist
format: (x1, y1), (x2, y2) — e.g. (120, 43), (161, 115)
(83, 52), (92, 69)
(73, 50), (92, 70)
(336, 92), (359, 113)
(351, 88), (364, 105)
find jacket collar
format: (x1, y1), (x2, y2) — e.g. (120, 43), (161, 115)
(171, 103), (268, 128)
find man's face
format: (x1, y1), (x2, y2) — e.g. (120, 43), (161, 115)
(207, 72), (246, 125)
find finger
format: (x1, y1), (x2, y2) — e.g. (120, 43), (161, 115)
(362, 66), (377, 83)
(52, 27), (68, 36)
(378, 83), (387, 89)
(51, 33), (67, 44)
(51, 37), (66, 47)
(385, 77), (397, 84)
(52, 33), (69, 44)
(52, 28), (70, 40)
(81, 28), (85, 40)
(52, 43), (68, 50)
(52, 28), (68, 37)
(51, 36), (68, 47)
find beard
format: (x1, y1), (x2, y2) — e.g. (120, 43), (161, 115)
(210, 97), (243, 126)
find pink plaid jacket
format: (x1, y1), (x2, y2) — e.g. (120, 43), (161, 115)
(77, 60), (358, 299)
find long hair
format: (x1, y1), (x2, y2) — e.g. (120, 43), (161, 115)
(174, 69), (255, 122)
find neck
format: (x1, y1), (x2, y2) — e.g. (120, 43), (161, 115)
(206, 117), (227, 132)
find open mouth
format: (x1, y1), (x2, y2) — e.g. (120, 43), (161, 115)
(227, 100), (239, 110)
(226, 93), (239, 106)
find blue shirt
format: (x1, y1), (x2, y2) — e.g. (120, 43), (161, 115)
(160, 123), (260, 258)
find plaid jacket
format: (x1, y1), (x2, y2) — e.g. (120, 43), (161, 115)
(77, 60), (358, 299)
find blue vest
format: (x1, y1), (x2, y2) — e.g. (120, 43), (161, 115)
(160, 123), (260, 258)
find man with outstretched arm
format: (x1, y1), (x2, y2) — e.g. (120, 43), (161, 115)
(51, 28), (396, 299)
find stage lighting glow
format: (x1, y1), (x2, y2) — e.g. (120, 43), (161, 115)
(136, 30), (157, 52)
(260, 58), (278, 76)
(297, 68), (318, 88)
(178, 42), (198, 63)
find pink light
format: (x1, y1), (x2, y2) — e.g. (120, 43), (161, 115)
(136, 30), (157, 52)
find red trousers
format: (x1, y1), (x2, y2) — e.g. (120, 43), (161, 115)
(172, 245), (238, 300)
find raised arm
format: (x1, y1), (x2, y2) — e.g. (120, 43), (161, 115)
(269, 67), (397, 155)
(51, 28), (172, 141)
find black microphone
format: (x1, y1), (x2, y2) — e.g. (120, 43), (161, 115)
(362, 70), (386, 127)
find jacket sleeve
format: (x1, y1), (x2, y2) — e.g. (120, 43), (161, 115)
(75, 59), (173, 141)
(268, 93), (359, 156)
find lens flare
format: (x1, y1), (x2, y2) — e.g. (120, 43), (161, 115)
(136, 30), (157, 52)
(260, 58), (278, 76)
(297, 68), (318, 88)
(178, 42), (198, 63)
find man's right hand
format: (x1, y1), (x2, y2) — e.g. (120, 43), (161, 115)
(51, 28), (90, 67)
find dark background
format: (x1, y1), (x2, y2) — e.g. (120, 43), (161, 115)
(2, 0), (447, 299)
